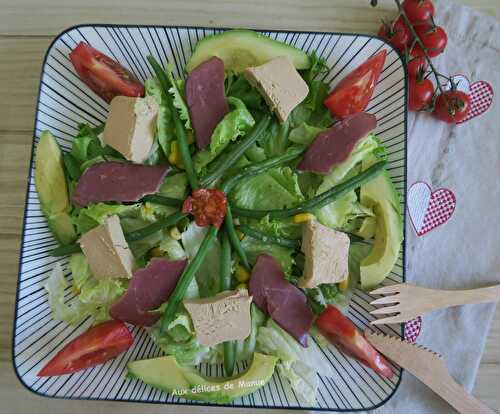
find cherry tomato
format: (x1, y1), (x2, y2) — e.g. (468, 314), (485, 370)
(402, 0), (435, 23)
(414, 24), (448, 58)
(433, 90), (471, 123)
(37, 320), (133, 376)
(69, 42), (144, 103)
(409, 78), (434, 111)
(324, 49), (387, 119)
(315, 305), (393, 378)
(406, 48), (428, 78)
(377, 17), (410, 52)
(182, 188), (227, 228)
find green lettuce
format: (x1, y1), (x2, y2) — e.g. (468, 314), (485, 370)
(145, 78), (175, 158)
(256, 319), (337, 404)
(231, 167), (304, 210)
(45, 259), (127, 326)
(241, 236), (295, 276)
(288, 123), (324, 146)
(165, 66), (191, 129)
(242, 215), (302, 240)
(68, 123), (124, 174)
(225, 73), (264, 110)
(193, 97), (255, 172)
(234, 304), (267, 361)
(158, 235), (186, 260)
(72, 203), (139, 234)
(181, 222), (221, 297)
(315, 134), (379, 229)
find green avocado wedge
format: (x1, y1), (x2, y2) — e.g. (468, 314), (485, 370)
(127, 352), (278, 403)
(35, 130), (77, 245)
(186, 29), (311, 73)
(359, 154), (403, 290)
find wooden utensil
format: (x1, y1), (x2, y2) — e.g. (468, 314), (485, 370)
(365, 331), (495, 414)
(369, 283), (500, 325)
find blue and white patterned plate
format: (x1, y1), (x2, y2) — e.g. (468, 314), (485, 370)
(12, 25), (407, 412)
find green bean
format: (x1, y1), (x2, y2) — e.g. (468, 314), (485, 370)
(50, 243), (82, 257)
(220, 146), (306, 194)
(142, 194), (184, 208)
(125, 211), (186, 242)
(220, 233), (236, 376)
(232, 161), (387, 219)
(147, 56), (199, 190)
(160, 226), (219, 332)
(199, 115), (271, 188)
(224, 206), (250, 271)
(237, 225), (300, 249)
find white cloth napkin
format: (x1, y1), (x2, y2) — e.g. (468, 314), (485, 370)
(373, 0), (500, 413)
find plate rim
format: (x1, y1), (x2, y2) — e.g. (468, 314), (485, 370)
(12, 22), (408, 412)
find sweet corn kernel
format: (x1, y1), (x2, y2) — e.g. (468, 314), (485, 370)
(233, 217), (240, 226)
(236, 282), (248, 290)
(168, 140), (184, 169)
(235, 265), (250, 283)
(236, 230), (245, 240)
(339, 276), (349, 292)
(150, 247), (164, 257)
(169, 226), (182, 240)
(292, 213), (316, 224)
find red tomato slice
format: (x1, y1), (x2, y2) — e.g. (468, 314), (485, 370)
(37, 320), (133, 376)
(315, 305), (393, 378)
(69, 42), (145, 103)
(324, 50), (387, 119)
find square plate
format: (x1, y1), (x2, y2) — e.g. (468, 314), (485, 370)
(12, 25), (407, 412)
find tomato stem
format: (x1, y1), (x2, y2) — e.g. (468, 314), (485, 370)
(393, 0), (450, 107)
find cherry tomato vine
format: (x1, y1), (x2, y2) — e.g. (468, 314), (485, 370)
(372, 0), (471, 124)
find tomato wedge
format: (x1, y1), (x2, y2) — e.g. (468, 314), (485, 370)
(69, 42), (144, 103)
(323, 49), (387, 119)
(315, 305), (393, 378)
(37, 320), (133, 376)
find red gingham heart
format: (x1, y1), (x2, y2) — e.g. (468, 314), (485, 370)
(404, 316), (422, 343)
(408, 182), (456, 237)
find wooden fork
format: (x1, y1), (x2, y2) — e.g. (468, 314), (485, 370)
(369, 283), (500, 325)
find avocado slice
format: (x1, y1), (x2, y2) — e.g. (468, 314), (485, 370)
(35, 131), (77, 245)
(127, 352), (278, 403)
(186, 29), (311, 73)
(359, 154), (403, 290)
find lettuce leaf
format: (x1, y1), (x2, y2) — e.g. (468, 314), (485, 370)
(288, 123), (324, 146)
(181, 222), (221, 297)
(225, 74), (264, 110)
(158, 235), (187, 260)
(315, 134), (379, 229)
(145, 78), (175, 158)
(241, 236), (295, 276)
(45, 260), (127, 326)
(242, 215), (302, 240)
(231, 167), (304, 210)
(165, 65), (191, 129)
(256, 319), (337, 404)
(72, 203), (139, 234)
(193, 97), (255, 172)
(234, 304), (267, 361)
(69, 123), (124, 173)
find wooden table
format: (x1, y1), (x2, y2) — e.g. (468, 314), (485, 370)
(1, 1), (498, 412)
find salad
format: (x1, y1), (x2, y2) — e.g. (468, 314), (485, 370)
(34, 29), (403, 404)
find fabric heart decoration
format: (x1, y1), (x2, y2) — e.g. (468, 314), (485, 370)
(445, 74), (494, 123)
(407, 181), (456, 237)
(404, 316), (422, 343)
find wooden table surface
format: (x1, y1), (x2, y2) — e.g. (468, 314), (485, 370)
(1, 1), (499, 413)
